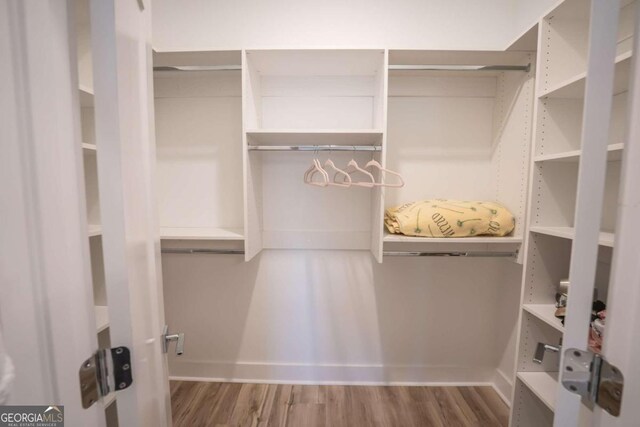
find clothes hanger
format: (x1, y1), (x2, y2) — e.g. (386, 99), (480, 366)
(323, 148), (351, 188)
(365, 159), (405, 188)
(336, 146), (376, 188)
(303, 148), (330, 187)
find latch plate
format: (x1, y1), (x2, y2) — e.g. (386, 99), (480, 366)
(79, 346), (133, 409)
(561, 348), (624, 417)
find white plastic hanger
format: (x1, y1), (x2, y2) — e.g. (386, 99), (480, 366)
(365, 159), (405, 188)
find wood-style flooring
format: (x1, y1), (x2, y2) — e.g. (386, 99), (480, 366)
(170, 381), (509, 427)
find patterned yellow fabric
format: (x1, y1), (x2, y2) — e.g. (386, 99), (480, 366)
(385, 200), (515, 238)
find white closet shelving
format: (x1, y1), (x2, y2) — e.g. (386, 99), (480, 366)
(509, 0), (636, 424)
(241, 49), (388, 260)
(75, 0), (118, 421)
(154, 46), (537, 267)
(154, 50), (245, 246)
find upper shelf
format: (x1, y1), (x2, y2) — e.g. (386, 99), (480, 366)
(246, 49), (384, 76)
(246, 129), (384, 146)
(538, 51), (631, 99)
(160, 227), (244, 241)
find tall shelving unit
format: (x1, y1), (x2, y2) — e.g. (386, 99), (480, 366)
(509, 0), (636, 424)
(74, 0), (117, 423)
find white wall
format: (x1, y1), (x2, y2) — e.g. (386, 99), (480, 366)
(512, 0), (558, 38)
(163, 250), (521, 385)
(153, 0), (517, 51)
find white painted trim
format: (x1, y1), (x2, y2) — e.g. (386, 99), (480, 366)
(168, 361), (497, 385)
(492, 369), (513, 407)
(169, 376), (495, 388)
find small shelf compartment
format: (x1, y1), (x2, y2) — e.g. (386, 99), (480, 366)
(154, 54), (244, 244)
(244, 49), (386, 131)
(530, 226), (614, 247)
(538, 51), (632, 99)
(534, 143), (624, 163)
(517, 371), (558, 412)
(523, 304), (564, 333)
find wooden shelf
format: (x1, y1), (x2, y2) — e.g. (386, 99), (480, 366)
(539, 51), (631, 99)
(160, 227), (244, 241)
(246, 129), (384, 146)
(383, 231), (523, 244)
(95, 305), (109, 333)
(82, 142), (97, 152)
(534, 143), (624, 163)
(530, 226), (614, 247)
(517, 371), (558, 412)
(88, 224), (102, 237)
(523, 304), (564, 333)
(79, 84), (94, 107)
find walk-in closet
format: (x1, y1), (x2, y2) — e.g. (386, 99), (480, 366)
(3, 0), (640, 426)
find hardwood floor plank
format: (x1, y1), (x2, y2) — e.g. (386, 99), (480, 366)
(458, 387), (501, 426)
(444, 387), (480, 425)
(287, 403), (326, 427)
(170, 381), (510, 427)
(474, 386), (509, 427)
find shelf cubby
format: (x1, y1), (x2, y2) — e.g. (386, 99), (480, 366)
(154, 61), (244, 242)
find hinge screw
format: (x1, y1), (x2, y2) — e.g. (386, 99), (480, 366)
(115, 348), (124, 355)
(122, 364), (130, 370)
(119, 382), (127, 389)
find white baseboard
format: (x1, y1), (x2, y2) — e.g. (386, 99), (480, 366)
(168, 360), (497, 386)
(491, 368), (514, 407)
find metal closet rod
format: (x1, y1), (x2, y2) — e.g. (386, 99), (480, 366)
(383, 251), (517, 258)
(153, 65), (242, 72)
(248, 145), (382, 152)
(160, 249), (515, 257)
(389, 64), (531, 72)
(161, 248), (245, 255)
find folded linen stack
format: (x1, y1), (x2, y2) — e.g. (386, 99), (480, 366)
(385, 199), (515, 238)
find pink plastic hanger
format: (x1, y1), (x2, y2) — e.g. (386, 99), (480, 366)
(335, 147), (376, 188)
(324, 159), (351, 188)
(365, 159), (405, 188)
(303, 152), (330, 187)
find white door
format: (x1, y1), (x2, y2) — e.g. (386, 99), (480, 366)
(89, 0), (171, 425)
(555, 0), (640, 425)
(0, 0), (171, 426)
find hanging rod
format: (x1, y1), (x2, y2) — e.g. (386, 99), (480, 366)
(383, 251), (517, 258)
(161, 248), (245, 255)
(248, 145), (382, 152)
(153, 65), (242, 72)
(389, 64), (531, 72)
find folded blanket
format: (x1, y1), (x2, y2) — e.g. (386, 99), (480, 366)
(385, 200), (515, 238)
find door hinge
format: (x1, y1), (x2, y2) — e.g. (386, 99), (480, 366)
(78, 346), (133, 409)
(561, 348), (624, 417)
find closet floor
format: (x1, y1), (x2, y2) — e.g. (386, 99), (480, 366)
(170, 381), (509, 427)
